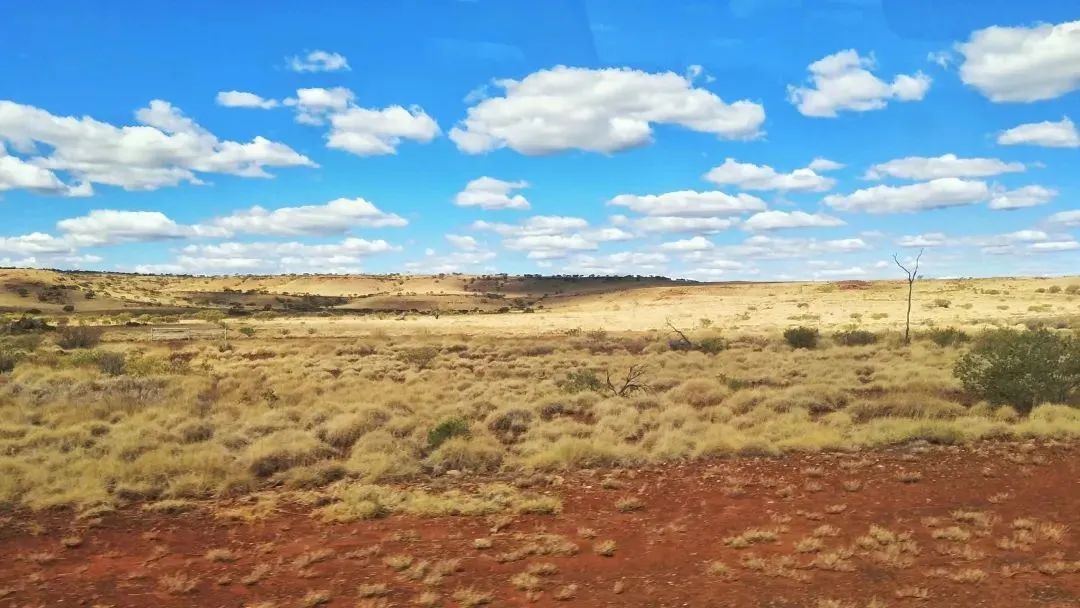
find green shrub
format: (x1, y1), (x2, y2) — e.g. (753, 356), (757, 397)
(932, 298), (951, 308)
(1065, 284), (1079, 295)
(697, 336), (728, 354)
(56, 326), (102, 349)
(1047, 285), (1062, 294)
(833, 329), (877, 346)
(924, 327), (969, 347)
(427, 418), (470, 450)
(559, 369), (604, 393)
(955, 328), (1080, 414)
(237, 326), (256, 337)
(783, 326), (819, 349)
(399, 346), (439, 370)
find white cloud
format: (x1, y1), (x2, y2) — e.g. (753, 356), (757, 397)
(623, 216), (739, 234)
(608, 190), (766, 217)
(174, 238), (397, 274)
(0, 143), (90, 197)
(215, 91), (279, 109)
(787, 50), (930, 117)
(927, 51), (954, 68)
(450, 66), (765, 154)
(865, 154), (1025, 180)
(1046, 209), (1080, 228)
(287, 50), (350, 73)
(957, 20), (1080, 102)
(326, 105), (440, 156)
(704, 158), (835, 192)
(207, 197), (407, 236)
(473, 215), (631, 259)
(0, 99), (314, 192)
(743, 210), (845, 231)
(0, 232), (74, 255)
(723, 235), (868, 259)
(660, 236), (715, 251)
(566, 251), (668, 274)
(282, 87), (440, 155)
(814, 266), (866, 278)
(57, 210), (193, 246)
(897, 233), (948, 247)
(455, 176), (530, 210)
(988, 185), (1057, 210)
(808, 158), (844, 171)
(997, 117), (1079, 148)
(446, 234), (480, 250)
(824, 178), (989, 213)
(1029, 240), (1079, 252)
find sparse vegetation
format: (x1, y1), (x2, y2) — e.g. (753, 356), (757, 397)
(784, 326), (819, 349)
(955, 328), (1080, 413)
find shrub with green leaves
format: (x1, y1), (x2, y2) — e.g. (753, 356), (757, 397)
(833, 329), (877, 346)
(559, 369), (604, 393)
(924, 327), (969, 347)
(955, 328), (1080, 414)
(96, 351), (127, 376)
(783, 326), (819, 349)
(427, 418), (470, 450)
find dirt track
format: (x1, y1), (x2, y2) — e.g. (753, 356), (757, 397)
(2, 441), (1077, 608)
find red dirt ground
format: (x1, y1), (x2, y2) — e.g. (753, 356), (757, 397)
(1, 441), (1077, 608)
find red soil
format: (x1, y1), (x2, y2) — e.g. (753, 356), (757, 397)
(1, 441), (1077, 608)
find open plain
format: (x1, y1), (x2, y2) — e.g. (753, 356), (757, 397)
(1, 269), (1079, 607)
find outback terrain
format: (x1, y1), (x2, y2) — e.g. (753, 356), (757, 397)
(1, 268), (1079, 608)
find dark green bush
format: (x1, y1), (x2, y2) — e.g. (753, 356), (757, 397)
(955, 328), (1080, 414)
(924, 327), (970, 347)
(833, 329), (877, 346)
(238, 326), (256, 337)
(697, 336), (728, 354)
(559, 369), (604, 393)
(0, 349), (19, 374)
(56, 326), (102, 349)
(783, 326), (819, 349)
(427, 418), (470, 450)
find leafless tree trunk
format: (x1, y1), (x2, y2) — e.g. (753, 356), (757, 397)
(893, 249), (923, 345)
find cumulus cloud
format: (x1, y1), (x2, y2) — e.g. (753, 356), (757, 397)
(704, 158), (835, 192)
(988, 185), (1057, 210)
(287, 50), (350, 73)
(743, 210), (845, 231)
(1046, 209), (1080, 228)
(565, 251), (668, 275)
(997, 117), (1079, 148)
(206, 197), (406, 237)
(608, 190), (766, 217)
(723, 234), (869, 259)
(660, 236), (715, 251)
(454, 176), (530, 210)
(449, 66), (765, 154)
(1, 143), (90, 197)
(0, 99), (314, 193)
(0, 232), (75, 255)
(808, 158), (844, 171)
(283, 87), (440, 155)
(897, 233), (949, 247)
(614, 215), (739, 234)
(787, 50), (930, 117)
(446, 234), (480, 250)
(173, 238), (397, 274)
(57, 210), (197, 246)
(824, 178), (990, 213)
(865, 154), (1025, 180)
(215, 91), (279, 109)
(957, 20), (1080, 102)
(473, 215), (631, 259)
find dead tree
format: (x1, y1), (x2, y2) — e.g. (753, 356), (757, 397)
(893, 248), (924, 345)
(665, 320), (695, 351)
(605, 364), (649, 397)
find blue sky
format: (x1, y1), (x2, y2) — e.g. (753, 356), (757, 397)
(1, 0), (1078, 280)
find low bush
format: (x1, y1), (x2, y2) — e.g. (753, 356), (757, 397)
(784, 326), (819, 349)
(932, 299), (951, 308)
(955, 328), (1080, 414)
(924, 327), (969, 347)
(56, 326), (102, 349)
(0, 349), (19, 374)
(559, 369), (604, 393)
(833, 329), (877, 346)
(427, 418), (470, 450)
(96, 351), (126, 376)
